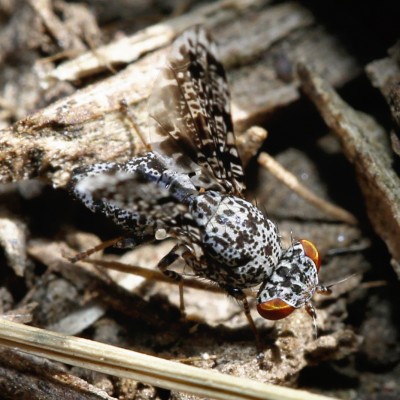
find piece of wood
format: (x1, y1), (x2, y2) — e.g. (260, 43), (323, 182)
(0, 348), (116, 400)
(0, 0), (360, 186)
(366, 42), (400, 156)
(298, 62), (400, 269)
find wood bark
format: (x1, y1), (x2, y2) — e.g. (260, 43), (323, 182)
(0, 0), (360, 186)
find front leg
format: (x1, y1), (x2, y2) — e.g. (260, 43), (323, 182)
(68, 233), (155, 263)
(157, 243), (198, 315)
(225, 286), (264, 366)
(68, 236), (125, 263)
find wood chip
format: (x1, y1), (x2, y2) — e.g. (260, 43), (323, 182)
(298, 62), (400, 270)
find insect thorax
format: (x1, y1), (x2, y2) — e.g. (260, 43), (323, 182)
(188, 191), (282, 288)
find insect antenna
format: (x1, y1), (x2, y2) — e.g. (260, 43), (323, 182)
(316, 273), (359, 295)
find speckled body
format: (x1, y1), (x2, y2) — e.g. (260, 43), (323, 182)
(189, 191), (282, 288)
(70, 26), (324, 324)
(73, 153), (282, 290)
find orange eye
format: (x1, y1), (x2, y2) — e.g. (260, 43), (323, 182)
(257, 299), (296, 320)
(299, 239), (321, 272)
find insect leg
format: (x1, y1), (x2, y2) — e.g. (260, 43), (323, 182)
(225, 286), (264, 364)
(305, 301), (318, 339)
(68, 233), (155, 263)
(68, 236), (125, 263)
(119, 99), (152, 152)
(157, 243), (192, 315)
(114, 235), (156, 249)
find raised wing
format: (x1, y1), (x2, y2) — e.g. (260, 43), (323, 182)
(149, 25), (245, 196)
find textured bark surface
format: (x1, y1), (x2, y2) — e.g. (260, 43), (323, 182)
(366, 41), (400, 156)
(299, 63), (400, 268)
(0, 0), (359, 186)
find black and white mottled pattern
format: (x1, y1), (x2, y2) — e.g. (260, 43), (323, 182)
(70, 25), (325, 322)
(257, 242), (319, 308)
(148, 26), (244, 195)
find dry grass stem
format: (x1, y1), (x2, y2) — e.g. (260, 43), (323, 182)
(0, 319), (339, 400)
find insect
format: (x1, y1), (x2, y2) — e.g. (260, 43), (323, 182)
(70, 26), (330, 356)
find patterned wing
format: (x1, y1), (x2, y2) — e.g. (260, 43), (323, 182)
(70, 153), (202, 246)
(149, 25), (245, 196)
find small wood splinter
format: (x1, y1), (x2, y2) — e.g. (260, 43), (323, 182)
(258, 151), (358, 225)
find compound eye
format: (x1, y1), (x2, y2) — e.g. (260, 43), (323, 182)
(299, 239), (321, 272)
(257, 299), (296, 320)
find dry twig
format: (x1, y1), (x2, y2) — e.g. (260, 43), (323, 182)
(0, 319), (339, 400)
(258, 151), (358, 225)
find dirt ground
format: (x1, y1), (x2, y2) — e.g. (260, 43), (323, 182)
(1, 1), (400, 399)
